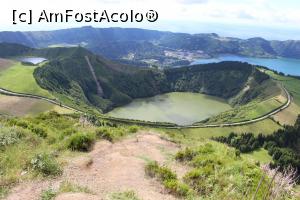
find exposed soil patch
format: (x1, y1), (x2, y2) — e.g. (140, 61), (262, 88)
(0, 58), (13, 72)
(4, 132), (185, 200)
(55, 193), (98, 200)
(0, 95), (52, 116)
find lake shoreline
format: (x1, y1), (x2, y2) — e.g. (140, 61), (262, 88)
(107, 92), (232, 125)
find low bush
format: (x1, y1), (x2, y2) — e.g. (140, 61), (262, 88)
(191, 156), (222, 168)
(183, 167), (215, 195)
(128, 126), (139, 133)
(8, 119), (47, 138)
(158, 166), (177, 181)
(145, 161), (190, 197)
(0, 126), (25, 148)
(145, 161), (160, 178)
(30, 153), (62, 176)
(175, 147), (195, 162)
(110, 190), (140, 200)
(145, 161), (176, 181)
(163, 179), (191, 197)
(59, 181), (92, 194)
(67, 132), (95, 151)
(175, 144), (215, 163)
(40, 188), (57, 200)
(95, 127), (113, 142)
(29, 125), (47, 138)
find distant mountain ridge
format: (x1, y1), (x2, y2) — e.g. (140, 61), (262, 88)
(0, 26), (300, 65)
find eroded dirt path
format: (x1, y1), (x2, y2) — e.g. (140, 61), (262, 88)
(5, 131), (187, 200)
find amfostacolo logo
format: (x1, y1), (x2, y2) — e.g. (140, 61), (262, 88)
(12, 9), (159, 25)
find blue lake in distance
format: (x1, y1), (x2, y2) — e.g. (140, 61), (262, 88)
(17, 57), (47, 65)
(192, 54), (300, 76)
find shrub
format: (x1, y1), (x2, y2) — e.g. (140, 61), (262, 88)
(8, 119), (47, 138)
(30, 153), (62, 176)
(29, 126), (47, 138)
(67, 132), (95, 151)
(145, 161), (190, 197)
(235, 149), (241, 158)
(95, 127), (113, 142)
(145, 161), (160, 178)
(110, 190), (140, 200)
(183, 169), (203, 182)
(10, 119), (30, 129)
(175, 148), (195, 162)
(198, 143), (214, 154)
(62, 128), (77, 136)
(191, 156), (221, 168)
(0, 126), (25, 148)
(40, 188), (57, 200)
(128, 126), (139, 133)
(183, 167), (215, 195)
(145, 161), (177, 181)
(163, 179), (191, 197)
(59, 181), (92, 194)
(175, 182), (191, 197)
(158, 166), (177, 181)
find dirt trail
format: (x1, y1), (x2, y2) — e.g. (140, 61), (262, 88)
(5, 132), (185, 200)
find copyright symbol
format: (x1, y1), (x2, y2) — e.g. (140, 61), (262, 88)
(146, 10), (158, 22)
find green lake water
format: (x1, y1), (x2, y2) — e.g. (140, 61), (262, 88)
(107, 92), (232, 125)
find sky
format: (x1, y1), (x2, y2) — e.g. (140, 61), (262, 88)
(1, 0), (300, 40)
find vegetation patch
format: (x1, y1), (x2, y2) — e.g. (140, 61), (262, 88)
(30, 152), (62, 177)
(145, 161), (191, 197)
(67, 132), (95, 151)
(95, 125), (139, 142)
(214, 115), (300, 179)
(174, 142), (273, 199)
(0, 126), (25, 148)
(40, 181), (93, 200)
(0, 111), (142, 198)
(110, 190), (141, 200)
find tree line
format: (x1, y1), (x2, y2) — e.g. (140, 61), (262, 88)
(213, 115), (300, 177)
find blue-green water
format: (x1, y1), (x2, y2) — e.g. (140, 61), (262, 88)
(17, 57), (47, 65)
(192, 54), (300, 76)
(108, 92), (231, 125)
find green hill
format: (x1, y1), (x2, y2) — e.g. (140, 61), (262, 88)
(30, 45), (274, 113)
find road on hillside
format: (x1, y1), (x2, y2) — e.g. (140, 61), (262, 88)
(0, 84), (291, 129)
(0, 88), (80, 113)
(169, 85), (291, 129)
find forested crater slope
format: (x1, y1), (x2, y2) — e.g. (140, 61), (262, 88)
(31, 46), (274, 112)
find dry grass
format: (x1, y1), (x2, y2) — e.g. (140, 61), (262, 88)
(273, 102), (300, 126)
(0, 95), (73, 116)
(0, 59), (14, 72)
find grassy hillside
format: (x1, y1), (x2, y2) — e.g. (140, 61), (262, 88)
(1, 112), (295, 199)
(0, 62), (53, 98)
(0, 112), (139, 198)
(158, 119), (281, 142)
(265, 70), (300, 106)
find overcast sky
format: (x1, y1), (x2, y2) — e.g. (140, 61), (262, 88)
(1, 0), (300, 40)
